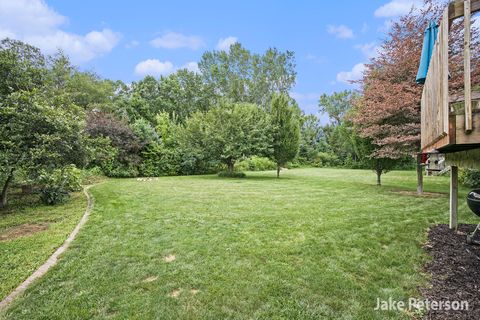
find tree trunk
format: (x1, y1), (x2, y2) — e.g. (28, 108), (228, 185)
(376, 169), (382, 186)
(227, 161), (235, 173)
(1, 169), (15, 209)
(277, 165), (280, 178)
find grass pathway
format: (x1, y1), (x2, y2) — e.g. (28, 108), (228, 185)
(0, 186), (94, 310)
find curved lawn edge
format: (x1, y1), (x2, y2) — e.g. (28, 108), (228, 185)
(0, 185), (95, 311)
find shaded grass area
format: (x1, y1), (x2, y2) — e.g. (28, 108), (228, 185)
(0, 191), (86, 300)
(1, 168), (476, 319)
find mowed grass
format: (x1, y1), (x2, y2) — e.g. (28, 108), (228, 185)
(0, 191), (86, 300)
(1, 168), (476, 319)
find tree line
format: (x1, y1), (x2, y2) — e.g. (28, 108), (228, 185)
(3, 0), (476, 208)
(0, 40), (304, 207)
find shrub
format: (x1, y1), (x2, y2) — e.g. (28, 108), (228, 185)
(106, 165), (139, 178)
(312, 152), (340, 167)
(236, 156), (276, 171)
(80, 167), (104, 185)
(38, 165), (82, 205)
(459, 169), (480, 188)
(218, 171), (247, 178)
(139, 142), (181, 176)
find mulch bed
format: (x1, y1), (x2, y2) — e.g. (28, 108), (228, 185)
(421, 224), (480, 320)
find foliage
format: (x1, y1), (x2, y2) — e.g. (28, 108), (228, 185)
(0, 38), (47, 98)
(199, 43), (296, 109)
(85, 110), (142, 177)
(130, 118), (159, 145)
(0, 90), (86, 207)
(139, 142), (181, 177)
(319, 90), (358, 125)
(270, 93), (300, 177)
(353, 1), (479, 159)
(459, 169), (480, 188)
(236, 156), (277, 172)
(157, 69), (215, 120)
(217, 171), (247, 178)
(298, 114), (325, 163)
(188, 102), (272, 173)
(38, 165), (82, 205)
(312, 152), (340, 168)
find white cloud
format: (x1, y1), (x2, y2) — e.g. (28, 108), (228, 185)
(361, 23), (369, 34)
(0, 0), (121, 64)
(216, 36), (238, 51)
(290, 92), (319, 101)
(290, 92), (320, 115)
(125, 40), (140, 49)
(134, 60), (200, 77)
(327, 25), (354, 39)
(374, 0), (421, 18)
(336, 63), (366, 84)
(150, 32), (205, 50)
(305, 53), (326, 64)
(134, 59), (175, 77)
(355, 42), (380, 59)
(181, 61), (200, 73)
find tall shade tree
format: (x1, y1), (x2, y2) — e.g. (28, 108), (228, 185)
(183, 102), (272, 173)
(298, 114), (324, 163)
(270, 94), (300, 177)
(0, 91), (86, 207)
(0, 39), (47, 98)
(353, 1), (479, 160)
(199, 43), (296, 110)
(319, 90), (358, 125)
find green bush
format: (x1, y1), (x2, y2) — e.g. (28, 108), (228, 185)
(38, 165), (82, 205)
(139, 142), (181, 176)
(312, 152), (340, 167)
(459, 169), (480, 188)
(106, 165), (139, 178)
(236, 156), (276, 171)
(80, 167), (104, 185)
(218, 171), (247, 178)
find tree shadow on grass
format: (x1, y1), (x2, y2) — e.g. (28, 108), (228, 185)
(196, 173), (294, 182)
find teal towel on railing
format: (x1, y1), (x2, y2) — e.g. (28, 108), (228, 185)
(416, 21), (439, 84)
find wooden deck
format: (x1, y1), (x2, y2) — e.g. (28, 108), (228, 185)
(423, 92), (480, 153)
(421, 0), (480, 154)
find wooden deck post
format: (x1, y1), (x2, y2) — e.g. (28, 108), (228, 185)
(450, 166), (458, 229)
(464, 0), (472, 132)
(417, 154), (423, 195)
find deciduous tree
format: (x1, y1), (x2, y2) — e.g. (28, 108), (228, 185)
(270, 94), (300, 177)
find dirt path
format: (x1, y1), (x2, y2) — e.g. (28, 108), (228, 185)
(0, 185), (95, 311)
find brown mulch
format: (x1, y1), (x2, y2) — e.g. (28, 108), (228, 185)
(421, 224), (480, 320)
(0, 223), (49, 241)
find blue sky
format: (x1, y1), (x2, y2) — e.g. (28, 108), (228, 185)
(0, 0), (423, 120)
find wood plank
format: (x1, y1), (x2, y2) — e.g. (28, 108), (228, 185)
(421, 134), (450, 153)
(449, 0), (480, 21)
(450, 165), (458, 230)
(417, 154), (424, 195)
(442, 9), (450, 135)
(421, 7), (450, 150)
(455, 108), (480, 144)
(465, 0), (472, 132)
(449, 91), (480, 103)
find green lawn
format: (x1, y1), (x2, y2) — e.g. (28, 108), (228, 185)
(0, 168), (476, 319)
(0, 191), (86, 301)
